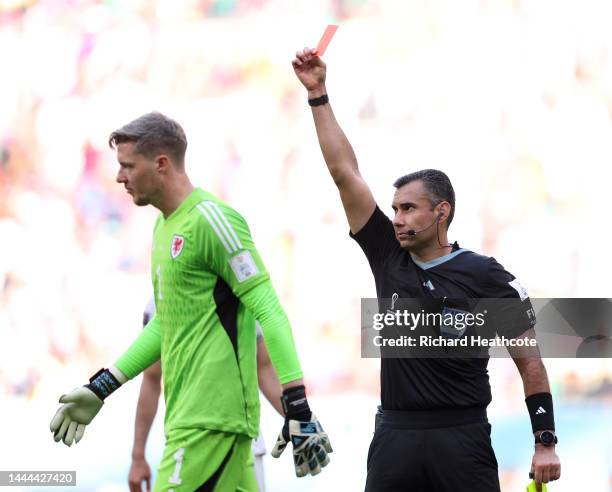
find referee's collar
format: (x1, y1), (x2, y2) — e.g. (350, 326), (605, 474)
(411, 243), (465, 270)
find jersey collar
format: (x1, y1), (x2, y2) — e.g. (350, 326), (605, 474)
(410, 247), (466, 270)
(164, 188), (204, 222)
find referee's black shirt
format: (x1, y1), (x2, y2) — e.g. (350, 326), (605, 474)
(351, 206), (536, 411)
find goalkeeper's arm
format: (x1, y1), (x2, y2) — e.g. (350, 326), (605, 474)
(239, 280), (333, 476)
(49, 315), (161, 446)
(198, 199), (333, 476)
(240, 280), (303, 387)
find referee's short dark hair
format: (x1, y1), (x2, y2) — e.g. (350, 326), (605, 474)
(393, 169), (455, 227)
(108, 112), (187, 167)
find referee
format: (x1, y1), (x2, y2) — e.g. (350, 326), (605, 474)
(292, 48), (561, 491)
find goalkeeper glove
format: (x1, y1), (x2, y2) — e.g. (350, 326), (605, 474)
(49, 366), (126, 446)
(271, 385), (333, 477)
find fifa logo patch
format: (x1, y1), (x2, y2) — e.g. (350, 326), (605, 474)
(230, 250), (259, 282)
(171, 235), (185, 259)
(509, 279), (529, 301)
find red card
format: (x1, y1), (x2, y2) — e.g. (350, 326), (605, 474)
(315, 24), (338, 57)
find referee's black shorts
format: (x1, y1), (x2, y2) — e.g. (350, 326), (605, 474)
(365, 407), (500, 492)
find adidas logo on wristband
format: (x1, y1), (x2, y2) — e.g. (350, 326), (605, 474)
(535, 406), (547, 415)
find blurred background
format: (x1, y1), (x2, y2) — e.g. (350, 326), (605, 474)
(0, 0), (611, 490)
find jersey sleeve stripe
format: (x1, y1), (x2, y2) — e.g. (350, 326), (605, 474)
(202, 201), (238, 251)
(207, 201), (244, 250)
(197, 203), (234, 253)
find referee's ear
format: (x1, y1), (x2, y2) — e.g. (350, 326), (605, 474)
(435, 202), (452, 228)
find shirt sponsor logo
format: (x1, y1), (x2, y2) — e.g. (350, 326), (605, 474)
(509, 279), (529, 301)
(171, 235), (185, 259)
(230, 250), (259, 282)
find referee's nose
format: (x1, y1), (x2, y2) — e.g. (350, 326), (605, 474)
(392, 210), (405, 229)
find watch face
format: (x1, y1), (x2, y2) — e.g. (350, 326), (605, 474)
(540, 431), (555, 445)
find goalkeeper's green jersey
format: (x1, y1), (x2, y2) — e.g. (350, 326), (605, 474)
(147, 188), (296, 438)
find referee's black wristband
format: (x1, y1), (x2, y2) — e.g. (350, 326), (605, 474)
(525, 392), (555, 432)
(308, 94), (329, 107)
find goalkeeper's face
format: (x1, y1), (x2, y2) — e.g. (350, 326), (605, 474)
(115, 142), (162, 207)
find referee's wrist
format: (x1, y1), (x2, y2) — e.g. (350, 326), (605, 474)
(533, 429), (557, 448)
(535, 442), (556, 451)
(533, 429), (555, 436)
(131, 450), (146, 460)
(307, 86), (327, 99)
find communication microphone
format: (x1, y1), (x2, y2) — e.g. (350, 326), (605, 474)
(406, 212), (444, 236)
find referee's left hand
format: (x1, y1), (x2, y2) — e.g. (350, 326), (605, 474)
(530, 445), (560, 491)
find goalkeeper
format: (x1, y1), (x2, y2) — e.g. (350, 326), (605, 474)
(128, 298), (283, 492)
(49, 112), (332, 491)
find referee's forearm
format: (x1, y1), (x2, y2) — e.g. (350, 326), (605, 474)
(516, 357), (550, 396)
(308, 87), (360, 184)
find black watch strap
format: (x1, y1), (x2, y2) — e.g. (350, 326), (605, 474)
(534, 430), (558, 446)
(308, 94), (329, 107)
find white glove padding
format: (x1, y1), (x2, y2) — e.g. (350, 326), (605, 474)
(271, 414), (333, 477)
(49, 387), (103, 446)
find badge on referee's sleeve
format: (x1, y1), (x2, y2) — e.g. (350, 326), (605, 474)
(508, 279), (529, 301)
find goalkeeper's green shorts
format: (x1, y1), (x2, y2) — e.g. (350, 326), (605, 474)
(154, 428), (257, 492)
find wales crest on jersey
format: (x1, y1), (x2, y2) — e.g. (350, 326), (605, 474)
(171, 235), (185, 259)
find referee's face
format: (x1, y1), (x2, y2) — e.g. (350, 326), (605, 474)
(392, 180), (440, 251)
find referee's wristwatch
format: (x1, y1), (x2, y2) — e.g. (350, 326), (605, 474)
(534, 430), (558, 447)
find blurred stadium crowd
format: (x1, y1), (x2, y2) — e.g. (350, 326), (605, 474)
(1, 0), (611, 490)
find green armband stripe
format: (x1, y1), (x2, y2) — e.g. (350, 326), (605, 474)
(114, 315), (161, 379)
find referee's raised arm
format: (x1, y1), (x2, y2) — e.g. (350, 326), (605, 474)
(292, 47), (376, 234)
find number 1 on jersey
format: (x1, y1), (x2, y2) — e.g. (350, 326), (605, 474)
(168, 447), (184, 485)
